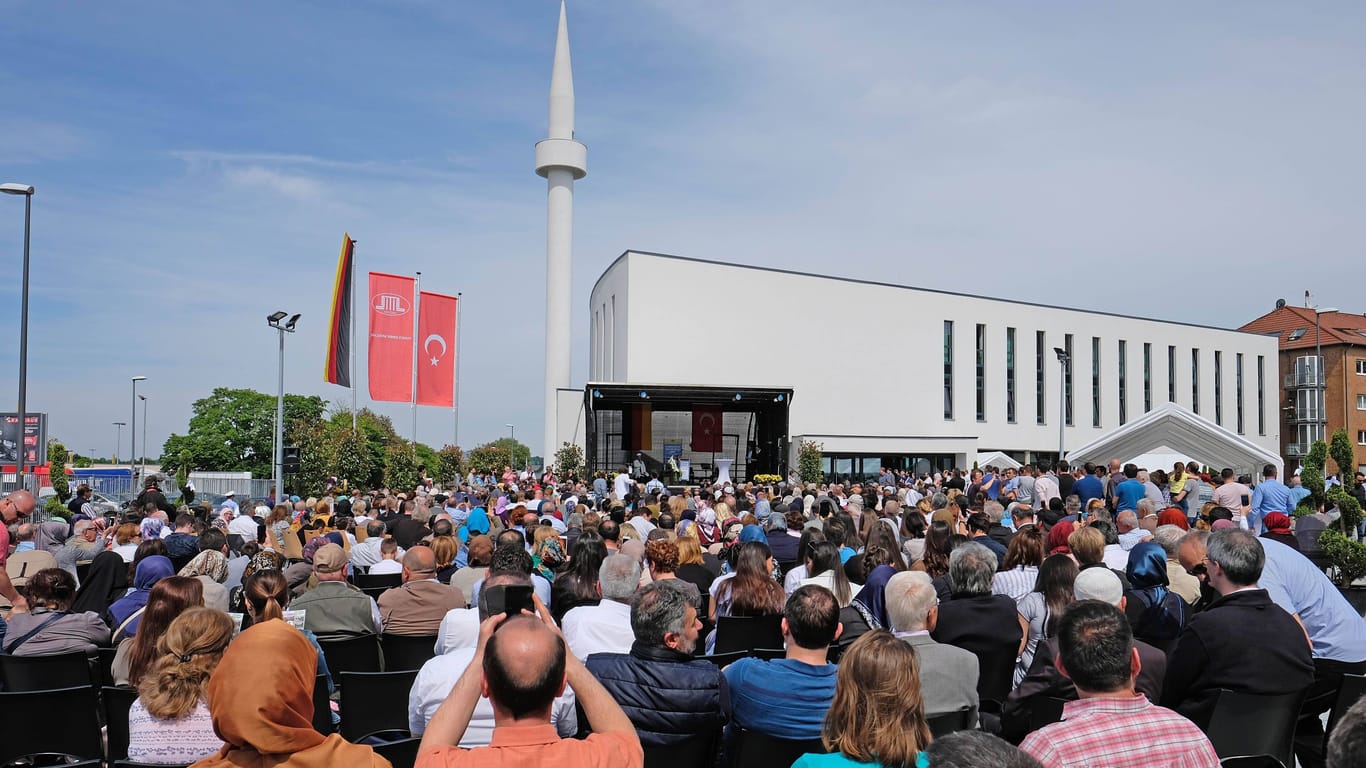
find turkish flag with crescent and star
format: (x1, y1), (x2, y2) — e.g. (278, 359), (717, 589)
(690, 405), (723, 452)
(368, 272), (417, 402)
(416, 291), (458, 407)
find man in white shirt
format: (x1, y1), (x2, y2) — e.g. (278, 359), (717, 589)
(227, 506), (260, 542)
(408, 571), (578, 742)
(561, 553), (641, 660)
(1033, 467), (1060, 512)
(350, 520), (401, 568)
(220, 490), (240, 515)
(613, 467), (633, 500)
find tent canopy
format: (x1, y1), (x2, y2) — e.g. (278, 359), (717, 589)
(976, 450), (1023, 471)
(1065, 403), (1282, 477)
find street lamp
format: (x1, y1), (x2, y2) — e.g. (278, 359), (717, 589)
(139, 395), (148, 480)
(2, 183), (33, 482)
(506, 423), (517, 470)
(267, 311), (300, 503)
(130, 376), (147, 482)
(1053, 347), (1070, 462)
(1314, 306), (1339, 445)
(113, 422), (126, 465)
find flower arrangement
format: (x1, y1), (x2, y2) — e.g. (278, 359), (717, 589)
(752, 474), (782, 484)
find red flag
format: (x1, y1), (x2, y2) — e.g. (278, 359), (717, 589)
(368, 272), (416, 402)
(324, 234), (354, 387)
(690, 405), (722, 452)
(416, 291), (457, 407)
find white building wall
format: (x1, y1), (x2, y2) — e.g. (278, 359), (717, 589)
(588, 252), (1280, 462)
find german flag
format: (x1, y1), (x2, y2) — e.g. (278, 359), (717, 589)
(324, 233), (354, 387)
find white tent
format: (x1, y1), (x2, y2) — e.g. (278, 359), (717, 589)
(975, 450), (1023, 471)
(1065, 403), (1282, 476)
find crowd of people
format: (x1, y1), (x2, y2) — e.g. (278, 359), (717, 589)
(1, 455), (1365, 768)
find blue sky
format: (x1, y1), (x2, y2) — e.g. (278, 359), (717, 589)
(1, 1), (1363, 462)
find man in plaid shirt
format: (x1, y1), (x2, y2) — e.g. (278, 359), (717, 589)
(1020, 601), (1218, 768)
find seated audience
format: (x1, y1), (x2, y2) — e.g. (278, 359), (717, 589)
(1069, 524), (1131, 590)
(644, 538), (680, 582)
(70, 550), (129, 616)
(349, 521), (396, 568)
(885, 570), (979, 728)
(107, 554), (175, 642)
(925, 731), (1043, 768)
(674, 534), (717, 601)
(551, 533), (607, 623)
(1329, 697), (1366, 768)
(3, 568), (110, 655)
(114, 575), (204, 686)
(241, 568), (333, 693)
(930, 542), (1022, 702)
(1122, 541), (1187, 652)
(1153, 524), (1201, 605)
(127, 607), (233, 764)
(367, 538), (405, 574)
(194, 618), (387, 767)
(1013, 553), (1077, 686)
(292, 543), (383, 640)
(801, 541), (854, 608)
(792, 629), (932, 768)
(1020, 600), (1219, 767)
(586, 579), (728, 749)
(377, 547), (466, 636)
(562, 553), (641, 659)
(178, 529), (231, 612)
(723, 585), (842, 741)
(991, 525), (1044, 601)
(450, 535), (493, 606)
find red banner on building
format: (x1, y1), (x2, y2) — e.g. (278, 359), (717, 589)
(368, 272), (416, 402)
(416, 291), (457, 407)
(690, 405), (722, 452)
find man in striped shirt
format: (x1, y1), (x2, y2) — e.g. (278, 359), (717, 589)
(1020, 601), (1218, 768)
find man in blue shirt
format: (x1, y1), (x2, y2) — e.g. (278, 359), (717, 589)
(1073, 464), (1105, 510)
(722, 585), (841, 741)
(1251, 463), (1292, 535)
(1113, 464), (1147, 514)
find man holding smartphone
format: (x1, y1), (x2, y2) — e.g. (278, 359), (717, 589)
(1211, 468), (1252, 527)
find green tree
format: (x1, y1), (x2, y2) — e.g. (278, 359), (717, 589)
(1327, 429), (1363, 533)
(383, 441), (421, 491)
(436, 445), (467, 485)
(798, 440), (824, 484)
(48, 441), (70, 502)
(332, 427), (379, 491)
(161, 388), (327, 477)
(1294, 440), (1328, 516)
(466, 437), (530, 474)
(554, 442), (584, 478)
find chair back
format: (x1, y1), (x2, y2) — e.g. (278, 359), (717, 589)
(319, 634), (383, 674)
(731, 727), (824, 768)
(381, 634), (439, 672)
(972, 644), (1019, 704)
(1328, 673), (1366, 742)
(925, 706), (974, 738)
(0, 685), (103, 765)
(1205, 688), (1308, 766)
(97, 647), (119, 687)
(1217, 757), (1287, 768)
(695, 651), (747, 668)
(312, 674), (333, 734)
(0, 650), (96, 692)
(103, 685), (141, 761)
(714, 614), (783, 655)
(283, 529), (304, 561)
(338, 670), (420, 742)
(354, 572), (403, 599)
(1026, 696), (1069, 733)
(370, 735), (421, 768)
(825, 639), (853, 663)
(642, 732), (717, 768)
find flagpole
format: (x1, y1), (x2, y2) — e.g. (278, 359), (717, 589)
(411, 272), (421, 459)
(350, 239), (358, 434)
(453, 292), (462, 449)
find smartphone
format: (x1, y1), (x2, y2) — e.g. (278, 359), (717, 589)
(1240, 494), (1251, 507)
(483, 584), (535, 618)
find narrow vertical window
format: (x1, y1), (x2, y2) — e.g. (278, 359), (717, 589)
(1235, 353), (1244, 434)
(1214, 351), (1223, 425)
(1063, 334), (1074, 426)
(608, 297), (616, 380)
(1118, 340), (1128, 425)
(943, 321), (954, 419)
(1006, 327), (1017, 423)
(1143, 343), (1152, 413)
(1192, 349), (1200, 414)
(1091, 337), (1102, 427)
(975, 324), (987, 421)
(1036, 331), (1047, 425)
(1167, 345), (1176, 402)
(1257, 355), (1266, 436)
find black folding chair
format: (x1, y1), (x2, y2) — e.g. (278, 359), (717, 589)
(730, 728), (823, 768)
(0, 686), (104, 765)
(1205, 688), (1308, 766)
(825, 639), (853, 663)
(643, 732), (717, 768)
(0, 650), (96, 692)
(695, 650), (747, 668)
(369, 734), (421, 768)
(381, 633), (439, 672)
(749, 647), (786, 661)
(1026, 696), (1069, 733)
(312, 673), (335, 735)
(353, 572), (403, 600)
(1217, 757), (1284, 768)
(925, 706), (975, 738)
(713, 615), (783, 655)
(338, 670), (420, 742)
(102, 685), (140, 762)
(1327, 673), (1366, 741)
(319, 634), (384, 674)
(97, 646), (119, 687)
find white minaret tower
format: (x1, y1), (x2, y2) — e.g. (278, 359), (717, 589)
(536, 1), (587, 464)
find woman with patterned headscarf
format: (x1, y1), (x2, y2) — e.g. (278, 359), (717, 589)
(227, 550), (284, 615)
(180, 550), (231, 612)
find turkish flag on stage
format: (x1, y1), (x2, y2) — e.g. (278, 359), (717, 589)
(690, 405), (723, 452)
(367, 272), (416, 402)
(417, 291), (457, 407)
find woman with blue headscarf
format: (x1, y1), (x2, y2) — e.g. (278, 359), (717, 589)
(457, 505), (491, 544)
(1124, 541), (1188, 653)
(105, 555), (175, 639)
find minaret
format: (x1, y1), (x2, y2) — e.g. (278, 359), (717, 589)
(535, 0), (587, 464)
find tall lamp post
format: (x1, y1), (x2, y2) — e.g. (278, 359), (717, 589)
(1053, 347), (1070, 462)
(2, 183), (34, 483)
(113, 422), (126, 465)
(506, 423), (517, 470)
(267, 311), (300, 503)
(130, 376), (147, 482)
(139, 395), (148, 480)
(1314, 306), (1338, 446)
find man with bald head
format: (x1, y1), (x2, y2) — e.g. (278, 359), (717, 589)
(378, 545), (466, 636)
(416, 605), (643, 767)
(0, 489), (36, 607)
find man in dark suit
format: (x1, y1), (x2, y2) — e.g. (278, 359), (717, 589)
(886, 570), (979, 728)
(930, 543), (1021, 705)
(1163, 529), (1314, 729)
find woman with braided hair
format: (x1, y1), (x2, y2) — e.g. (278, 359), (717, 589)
(126, 607), (233, 764)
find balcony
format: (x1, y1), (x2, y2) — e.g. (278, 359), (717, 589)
(1286, 411), (1324, 425)
(1284, 371), (1324, 388)
(1285, 443), (1309, 457)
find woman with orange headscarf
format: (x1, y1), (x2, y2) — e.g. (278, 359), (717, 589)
(190, 619), (389, 768)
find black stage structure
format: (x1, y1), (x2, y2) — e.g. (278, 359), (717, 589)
(584, 383), (794, 486)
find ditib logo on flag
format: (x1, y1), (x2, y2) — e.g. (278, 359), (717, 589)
(372, 293), (411, 317)
(368, 272), (417, 402)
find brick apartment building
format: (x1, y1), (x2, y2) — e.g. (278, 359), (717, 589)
(1241, 303), (1366, 474)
